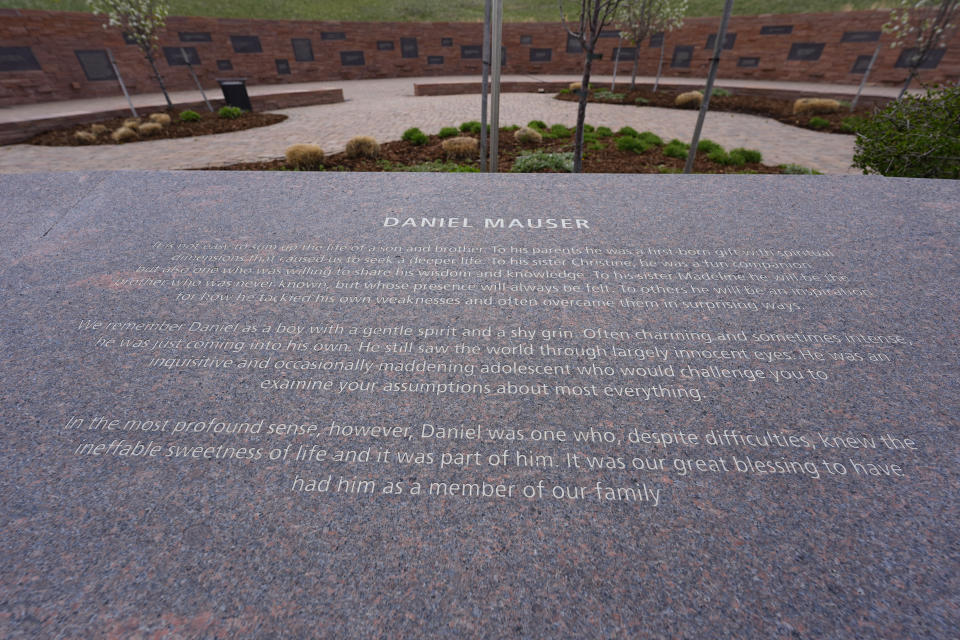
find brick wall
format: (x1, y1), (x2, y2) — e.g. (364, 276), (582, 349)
(0, 9), (956, 106)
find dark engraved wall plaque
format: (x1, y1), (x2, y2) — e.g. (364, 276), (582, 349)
(292, 38), (314, 62)
(705, 33), (737, 50)
(377, 41), (394, 51)
(671, 45), (693, 68)
(895, 48), (945, 69)
(441, 38), (453, 47)
(599, 30), (620, 38)
(788, 42), (825, 61)
(122, 32), (138, 45)
(520, 35), (533, 45)
(401, 38), (418, 58)
(0, 46), (41, 72)
(842, 31), (881, 43)
(230, 35), (262, 54)
(738, 56), (759, 67)
(760, 25), (793, 35)
(216, 59), (233, 71)
(613, 47), (635, 61)
(427, 56), (444, 65)
(74, 50), (115, 81)
(851, 55), (873, 73)
(461, 45), (482, 60)
(322, 32), (346, 41)
(649, 32), (664, 47)
(566, 35), (582, 54)
(529, 48), (552, 62)
(340, 51), (365, 66)
(178, 32), (212, 43)
(275, 59), (290, 75)
(162, 47), (200, 67)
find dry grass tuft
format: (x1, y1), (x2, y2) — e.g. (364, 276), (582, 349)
(514, 126), (543, 145)
(285, 144), (325, 169)
(441, 136), (478, 161)
(111, 126), (138, 143)
(345, 135), (380, 158)
(675, 91), (703, 108)
(148, 113), (172, 126)
(793, 98), (841, 115)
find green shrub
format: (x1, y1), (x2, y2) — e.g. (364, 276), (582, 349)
(178, 110), (201, 122)
(559, 88), (572, 95)
(583, 124), (595, 133)
(637, 131), (663, 146)
(402, 127), (428, 145)
(726, 149), (747, 166)
(839, 116), (864, 134)
(635, 97), (650, 105)
(657, 164), (682, 173)
(512, 150), (574, 173)
(438, 126), (459, 139)
(548, 123), (571, 137)
(663, 139), (690, 158)
(808, 116), (830, 130)
(697, 139), (723, 154)
(616, 136), (651, 154)
(459, 121), (482, 134)
(504, 124), (520, 132)
(779, 164), (823, 175)
(527, 120), (547, 130)
(395, 160), (479, 172)
(730, 147), (762, 163)
(853, 86), (959, 179)
(596, 126), (614, 138)
(218, 105), (243, 119)
(617, 126), (639, 137)
(707, 148), (733, 165)
(595, 89), (625, 101)
(711, 87), (731, 97)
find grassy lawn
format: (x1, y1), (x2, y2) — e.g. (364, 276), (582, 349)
(2, 0), (896, 21)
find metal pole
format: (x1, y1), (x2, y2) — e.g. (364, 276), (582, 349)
(489, 0), (503, 173)
(684, 0), (734, 174)
(106, 48), (137, 118)
(851, 45), (880, 111)
(611, 34), (622, 91)
(654, 40), (665, 92)
(182, 47), (213, 112)
(480, 0), (491, 172)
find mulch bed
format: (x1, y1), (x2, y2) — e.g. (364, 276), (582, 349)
(27, 110), (287, 146)
(202, 129), (785, 174)
(555, 87), (880, 134)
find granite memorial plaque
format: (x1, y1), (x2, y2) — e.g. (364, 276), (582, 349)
(1, 172), (958, 638)
(178, 32), (212, 43)
(671, 45), (693, 67)
(649, 32), (664, 47)
(705, 32), (737, 50)
(339, 51), (365, 67)
(0, 46), (41, 72)
(74, 49), (115, 81)
(788, 42), (826, 62)
(321, 32), (347, 41)
(760, 25), (793, 35)
(377, 40), (395, 51)
(275, 58), (291, 75)
(292, 38), (314, 62)
(216, 59), (233, 71)
(427, 55), (444, 65)
(163, 46), (200, 67)
(401, 37), (418, 58)
(230, 35), (262, 54)
(530, 48), (553, 63)
(895, 47), (945, 69)
(441, 38), (453, 47)
(520, 35), (533, 45)
(460, 45), (482, 60)
(841, 31), (881, 43)
(738, 56), (760, 68)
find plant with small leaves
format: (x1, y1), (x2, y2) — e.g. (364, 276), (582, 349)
(402, 127), (428, 145)
(807, 116), (830, 130)
(459, 121), (482, 134)
(178, 110), (201, 122)
(437, 127), (459, 139)
(730, 147), (762, 163)
(616, 136), (652, 153)
(511, 150), (574, 173)
(596, 126), (614, 138)
(218, 106), (243, 119)
(663, 139), (689, 158)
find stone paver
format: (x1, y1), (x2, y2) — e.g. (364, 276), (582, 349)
(0, 74), (869, 174)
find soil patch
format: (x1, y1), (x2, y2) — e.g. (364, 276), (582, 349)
(556, 87), (880, 134)
(202, 129), (788, 174)
(27, 110), (287, 146)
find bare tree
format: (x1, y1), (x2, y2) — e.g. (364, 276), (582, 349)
(88, 0), (173, 108)
(615, 0), (687, 90)
(560, 0), (628, 172)
(883, 0), (959, 98)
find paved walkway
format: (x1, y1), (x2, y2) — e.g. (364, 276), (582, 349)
(0, 74), (894, 174)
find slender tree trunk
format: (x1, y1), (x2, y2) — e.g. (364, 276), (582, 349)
(574, 52), (594, 173)
(631, 50), (638, 89)
(654, 42), (665, 92)
(898, 69), (915, 100)
(145, 49), (173, 109)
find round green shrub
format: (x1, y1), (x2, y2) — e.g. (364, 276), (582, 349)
(730, 148), (762, 164)
(437, 127), (459, 139)
(583, 124), (595, 133)
(218, 105), (243, 119)
(459, 121), (482, 134)
(596, 126), (614, 138)
(617, 126), (639, 137)
(637, 131), (663, 146)
(548, 124), (570, 137)
(853, 86), (959, 179)
(697, 139), (723, 154)
(635, 97), (650, 105)
(707, 148), (733, 165)
(615, 136), (651, 154)
(527, 120), (547, 131)
(807, 116), (830, 130)
(178, 110), (201, 122)
(402, 127), (428, 145)
(663, 139), (689, 158)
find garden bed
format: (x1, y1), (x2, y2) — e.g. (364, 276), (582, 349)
(555, 87), (878, 134)
(202, 124), (806, 174)
(27, 110), (287, 146)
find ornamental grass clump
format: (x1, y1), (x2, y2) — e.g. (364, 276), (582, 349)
(111, 126), (138, 143)
(441, 136), (478, 161)
(345, 135), (380, 158)
(514, 126), (543, 145)
(138, 122), (163, 137)
(90, 124), (107, 135)
(793, 98), (840, 115)
(122, 118), (141, 130)
(675, 91), (703, 108)
(74, 131), (96, 144)
(148, 113), (171, 126)
(284, 144), (324, 170)
(402, 127), (428, 145)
